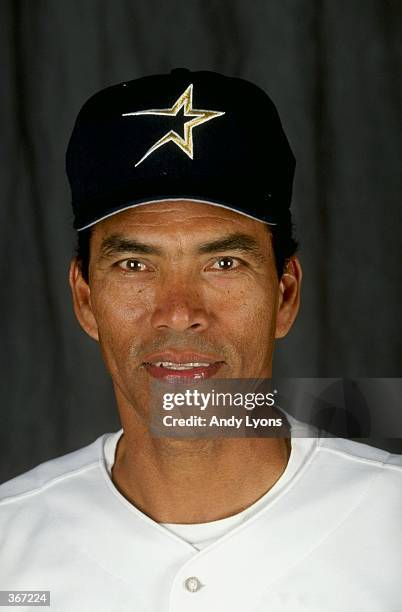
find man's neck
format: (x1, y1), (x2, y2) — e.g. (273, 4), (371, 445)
(111, 423), (291, 524)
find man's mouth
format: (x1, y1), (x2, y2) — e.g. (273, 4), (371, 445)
(142, 353), (224, 381)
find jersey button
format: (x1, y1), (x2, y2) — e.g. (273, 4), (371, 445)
(184, 576), (203, 592)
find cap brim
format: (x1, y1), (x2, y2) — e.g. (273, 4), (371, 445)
(76, 197), (277, 231)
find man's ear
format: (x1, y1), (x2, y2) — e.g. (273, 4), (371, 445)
(69, 258), (99, 341)
(275, 256), (302, 339)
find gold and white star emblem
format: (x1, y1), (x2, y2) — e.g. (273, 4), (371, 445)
(122, 84), (225, 167)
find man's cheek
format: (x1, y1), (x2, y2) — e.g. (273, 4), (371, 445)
(228, 292), (274, 325)
(93, 290), (151, 326)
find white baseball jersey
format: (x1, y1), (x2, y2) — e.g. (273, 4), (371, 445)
(0, 418), (401, 612)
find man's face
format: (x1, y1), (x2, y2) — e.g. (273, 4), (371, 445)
(70, 200), (301, 415)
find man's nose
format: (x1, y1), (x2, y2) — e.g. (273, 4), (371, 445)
(150, 278), (210, 333)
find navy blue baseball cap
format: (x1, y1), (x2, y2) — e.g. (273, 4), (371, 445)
(66, 68), (295, 231)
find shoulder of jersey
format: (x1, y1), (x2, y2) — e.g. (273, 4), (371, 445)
(0, 430), (401, 507)
(318, 435), (402, 470)
(288, 411), (402, 471)
(0, 433), (109, 506)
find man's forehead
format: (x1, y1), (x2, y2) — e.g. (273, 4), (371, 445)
(92, 200), (270, 241)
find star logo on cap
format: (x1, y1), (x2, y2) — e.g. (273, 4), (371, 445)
(122, 84), (225, 167)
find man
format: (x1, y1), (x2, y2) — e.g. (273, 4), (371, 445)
(0, 69), (400, 611)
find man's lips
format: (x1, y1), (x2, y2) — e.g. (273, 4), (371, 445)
(142, 352), (224, 381)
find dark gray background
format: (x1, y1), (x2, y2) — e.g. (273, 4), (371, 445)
(1, 0), (401, 483)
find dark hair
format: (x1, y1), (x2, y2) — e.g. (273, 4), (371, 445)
(75, 218), (298, 283)
(76, 227), (93, 283)
(267, 218), (299, 277)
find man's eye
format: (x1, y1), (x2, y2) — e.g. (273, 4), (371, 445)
(117, 259), (147, 272)
(210, 257), (240, 271)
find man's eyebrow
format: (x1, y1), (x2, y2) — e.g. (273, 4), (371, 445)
(99, 232), (267, 261)
(197, 233), (267, 261)
(99, 235), (162, 257)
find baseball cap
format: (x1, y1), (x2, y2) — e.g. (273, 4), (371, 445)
(66, 68), (295, 231)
